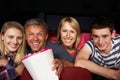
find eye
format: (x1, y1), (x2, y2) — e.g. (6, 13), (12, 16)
(102, 35), (108, 38)
(62, 30), (67, 32)
(27, 33), (33, 36)
(70, 30), (75, 33)
(17, 37), (22, 40)
(92, 35), (98, 39)
(38, 33), (44, 36)
(28, 33), (33, 35)
(8, 35), (14, 39)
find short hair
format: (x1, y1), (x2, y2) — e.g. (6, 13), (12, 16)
(91, 17), (114, 34)
(24, 18), (48, 34)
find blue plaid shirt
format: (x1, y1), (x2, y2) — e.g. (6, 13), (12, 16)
(0, 55), (18, 80)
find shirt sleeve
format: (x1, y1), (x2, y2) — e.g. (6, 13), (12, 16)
(0, 58), (18, 80)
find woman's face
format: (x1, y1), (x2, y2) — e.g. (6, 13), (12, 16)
(60, 22), (77, 48)
(2, 27), (23, 53)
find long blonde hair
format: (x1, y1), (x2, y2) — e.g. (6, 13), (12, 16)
(57, 17), (81, 51)
(0, 21), (26, 64)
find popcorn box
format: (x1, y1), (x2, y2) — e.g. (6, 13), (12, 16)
(22, 48), (59, 80)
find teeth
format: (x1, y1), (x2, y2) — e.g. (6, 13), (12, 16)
(32, 42), (39, 48)
(65, 39), (71, 42)
(33, 42), (39, 45)
(33, 43), (38, 44)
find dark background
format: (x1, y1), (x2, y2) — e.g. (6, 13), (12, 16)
(0, 0), (120, 33)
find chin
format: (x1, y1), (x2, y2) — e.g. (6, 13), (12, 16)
(32, 49), (39, 52)
(10, 48), (17, 52)
(98, 48), (105, 51)
(64, 43), (72, 46)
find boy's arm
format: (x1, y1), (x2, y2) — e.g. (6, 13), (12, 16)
(74, 44), (118, 79)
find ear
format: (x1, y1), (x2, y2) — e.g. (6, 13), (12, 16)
(1, 34), (4, 40)
(45, 34), (48, 40)
(25, 34), (27, 40)
(111, 30), (116, 38)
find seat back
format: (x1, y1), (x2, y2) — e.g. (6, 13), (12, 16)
(60, 66), (92, 80)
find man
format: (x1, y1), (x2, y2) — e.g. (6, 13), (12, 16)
(75, 17), (120, 80)
(21, 18), (73, 79)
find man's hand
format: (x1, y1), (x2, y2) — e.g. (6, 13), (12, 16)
(52, 59), (63, 78)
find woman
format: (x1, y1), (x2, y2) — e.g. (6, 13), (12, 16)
(0, 21), (26, 80)
(57, 17), (81, 67)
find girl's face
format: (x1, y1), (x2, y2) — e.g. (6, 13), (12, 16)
(60, 22), (77, 48)
(2, 27), (23, 53)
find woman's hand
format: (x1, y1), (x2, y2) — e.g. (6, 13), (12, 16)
(0, 58), (8, 67)
(52, 59), (63, 78)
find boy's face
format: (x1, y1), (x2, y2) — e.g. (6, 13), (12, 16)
(91, 28), (114, 54)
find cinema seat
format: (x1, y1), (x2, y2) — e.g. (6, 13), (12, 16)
(60, 66), (92, 80)
(20, 68), (32, 80)
(20, 66), (92, 80)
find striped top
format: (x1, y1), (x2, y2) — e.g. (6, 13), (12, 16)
(85, 36), (120, 69)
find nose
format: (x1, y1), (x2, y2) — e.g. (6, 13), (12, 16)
(13, 38), (18, 44)
(66, 32), (70, 37)
(98, 37), (103, 44)
(33, 35), (39, 40)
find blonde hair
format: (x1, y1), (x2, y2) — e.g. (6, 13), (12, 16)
(0, 21), (26, 64)
(57, 17), (81, 51)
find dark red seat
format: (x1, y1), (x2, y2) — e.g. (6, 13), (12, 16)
(20, 68), (32, 80)
(21, 66), (92, 80)
(60, 66), (92, 80)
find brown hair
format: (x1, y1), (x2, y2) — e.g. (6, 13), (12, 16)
(91, 17), (114, 34)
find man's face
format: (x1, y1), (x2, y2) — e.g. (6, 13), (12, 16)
(25, 25), (48, 52)
(91, 28), (114, 54)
